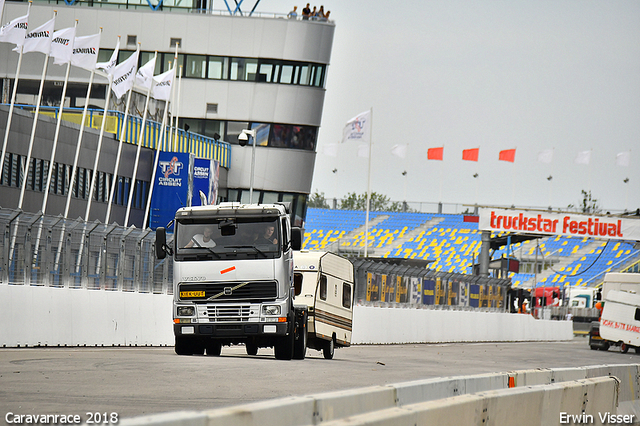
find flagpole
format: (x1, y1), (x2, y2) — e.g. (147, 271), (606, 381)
(42, 20), (77, 215)
(18, 10), (57, 210)
(0, 2), (30, 182)
(63, 30), (103, 222)
(143, 45), (178, 228)
(125, 51), (157, 227)
(172, 65), (183, 151)
(105, 44), (140, 224)
(364, 107), (372, 258)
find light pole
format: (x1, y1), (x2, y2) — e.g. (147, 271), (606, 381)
(239, 128), (257, 203)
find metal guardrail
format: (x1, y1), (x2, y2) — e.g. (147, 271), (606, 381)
(0, 207), (172, 294)
(7, 104), (231, 168)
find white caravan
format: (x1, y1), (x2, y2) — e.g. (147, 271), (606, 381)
(293, 251), (355, 359)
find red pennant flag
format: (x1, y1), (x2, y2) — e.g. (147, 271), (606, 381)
(462, 148), (479, 162)
(427, 147), (444, 160)
(499, 149), (516, 163)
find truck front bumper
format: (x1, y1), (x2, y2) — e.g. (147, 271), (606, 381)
(174, 322), (288, 338)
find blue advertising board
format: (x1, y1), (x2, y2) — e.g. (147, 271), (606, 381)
(149, 151), (192, 230)
(192, 158), (219, 206)
(422, 278), (435, 306)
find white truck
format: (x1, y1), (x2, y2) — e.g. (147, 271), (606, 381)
(293, 250), (355, 359)
(155, 202), (309, 360)
(590, 273), (640, 353)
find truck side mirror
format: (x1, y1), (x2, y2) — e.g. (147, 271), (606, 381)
(156, 227), (167, 259)
(291, 227), (304, 251)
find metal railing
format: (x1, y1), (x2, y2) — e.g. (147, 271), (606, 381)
(8, 104), (231, 168)
(0, 207), (172, 293)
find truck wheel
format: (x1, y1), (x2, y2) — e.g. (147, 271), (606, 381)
(205, 340), (222, 356)
(590, 345), (598, 351)
(293, 314), (308, 360)
(174, 336), (193, 355)
(246, 342), (258, 356)
(274, 333), (294, 360)
(621, 343), (629, 354)
(323, 337), (335, 360)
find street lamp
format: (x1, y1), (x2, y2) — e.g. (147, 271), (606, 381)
(238, 128), (257, 203)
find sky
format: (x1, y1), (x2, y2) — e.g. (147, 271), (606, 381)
(258, 1), (640, 213)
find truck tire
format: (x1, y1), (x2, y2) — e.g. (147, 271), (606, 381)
(599, 342), (610, 351)
(293, 312), (308, 360)
(175, 336), (193, 355)
(246, 341), (258, 356)
(323, 337), (335, 360)
(205, 340), (222, 356)
(275, 333), (294, 360)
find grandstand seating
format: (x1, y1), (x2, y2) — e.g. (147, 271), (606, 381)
(303, 208), (640, 288)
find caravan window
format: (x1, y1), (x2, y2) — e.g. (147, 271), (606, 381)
(319, 275), (327, 300)
(343, 283), (352, 309)
(294, 273), (303, 296)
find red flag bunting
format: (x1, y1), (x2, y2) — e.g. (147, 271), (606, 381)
(499, 149), (516, 163)
(427, 147), (444, 161)
(462, 148), (479, 162)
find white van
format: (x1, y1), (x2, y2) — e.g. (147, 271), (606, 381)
(599, 289), (640, 353)
(293, 251), (355, 359)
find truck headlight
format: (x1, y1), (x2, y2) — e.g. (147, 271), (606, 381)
(262, 305), (281, 316)
(177, 306), (195, 316)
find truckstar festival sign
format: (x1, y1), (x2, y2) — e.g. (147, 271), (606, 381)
(478, 208), (640, 241)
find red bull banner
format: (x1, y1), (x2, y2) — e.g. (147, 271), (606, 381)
(479, 208), (640, 241)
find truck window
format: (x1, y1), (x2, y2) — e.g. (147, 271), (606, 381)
(175, 217), (281, 260)
(319, 275), (327, 300)
(343, 283), (351, 309)
(635, 308), (640, 322)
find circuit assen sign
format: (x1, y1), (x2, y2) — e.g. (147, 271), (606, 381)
(478, 208), (640, 241)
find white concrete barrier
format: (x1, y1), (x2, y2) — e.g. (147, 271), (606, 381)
(351, 305), (574, 344)
(120, 365), (635, 426)
(0, 286), (573, 347)
(0, 285), (173, 347)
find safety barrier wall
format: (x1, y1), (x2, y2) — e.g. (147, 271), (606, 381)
(350, 305), (574, 344)
(119, 364), (640, 426)
(0, 290), (573, 347)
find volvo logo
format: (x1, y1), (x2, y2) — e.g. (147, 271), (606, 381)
(224, 287), (233, 295)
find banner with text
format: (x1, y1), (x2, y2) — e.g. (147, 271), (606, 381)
(478, 208), (640, 241)
(149, 151), (193, 230)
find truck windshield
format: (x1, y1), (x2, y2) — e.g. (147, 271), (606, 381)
(175, 217), (281, 260)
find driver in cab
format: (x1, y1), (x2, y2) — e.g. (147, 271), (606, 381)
(185, 225), (216, 248)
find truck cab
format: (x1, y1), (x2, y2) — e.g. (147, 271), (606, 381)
(156, 202), (307, 360)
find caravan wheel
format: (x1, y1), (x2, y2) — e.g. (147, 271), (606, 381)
(323, 337), (335, 360)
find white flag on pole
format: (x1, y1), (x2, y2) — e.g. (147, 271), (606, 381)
(391, 144), (407, 159)
(0, 12), (29, 47)
(111, 50), (139, 99)
(136, 55), (156, 89)
(71, 32), (100, 71)
(50, 26), (75, 65)
(152, 68), (173, 101)
(96, 36), (119, 74)
(575, 150), (591, 165)
(342, 110), (371, 143)
(616, 151), (630, 167)
(20, 16), (55, 54)
(537, 148), (553, 164)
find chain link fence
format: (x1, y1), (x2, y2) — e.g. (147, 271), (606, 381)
(0, 207), (172, 293)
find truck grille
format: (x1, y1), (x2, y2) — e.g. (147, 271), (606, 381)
(179, 281), (278, 302)
(204, 305), (251, 322)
